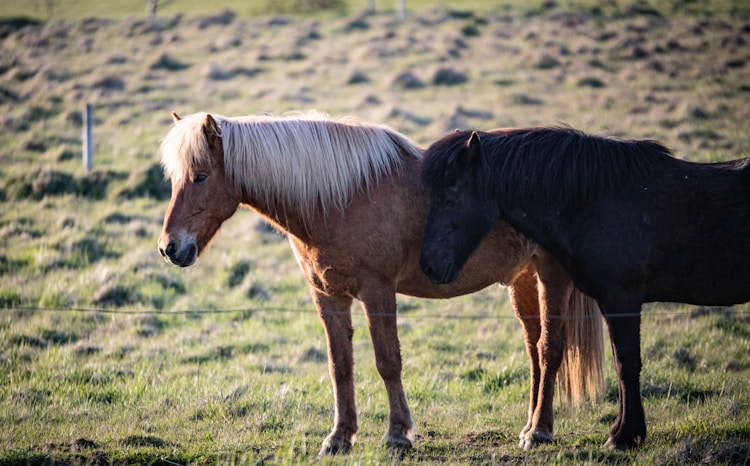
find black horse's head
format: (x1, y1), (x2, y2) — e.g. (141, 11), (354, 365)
(420, 131), (499, 284)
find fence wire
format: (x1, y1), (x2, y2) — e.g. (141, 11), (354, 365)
(4, 304), (748, 321)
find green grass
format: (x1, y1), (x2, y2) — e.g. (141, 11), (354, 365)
(1, 0), (750, 464)
(2, 306), (748, 465)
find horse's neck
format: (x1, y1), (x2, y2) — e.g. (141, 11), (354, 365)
(240, 156), (423, 242)
(239, 193), (318, 241)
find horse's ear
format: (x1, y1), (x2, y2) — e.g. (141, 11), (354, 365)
(171, 111), (181, 122)
(202, 114), (220, 137)
(202, 114), (222, 152)
(463, 131), (481, 165)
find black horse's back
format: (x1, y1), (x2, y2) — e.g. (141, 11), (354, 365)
(647, 157), (750, 305)
(740, 158), (750, 193)
(480, 128), (674, 207)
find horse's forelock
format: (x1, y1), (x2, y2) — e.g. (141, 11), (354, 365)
(160, 112), (216, 182)
(422, 131), (474, 188)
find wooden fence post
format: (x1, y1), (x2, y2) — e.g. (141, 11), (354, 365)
(83, 103), (92, 172)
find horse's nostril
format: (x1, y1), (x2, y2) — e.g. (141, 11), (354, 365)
(188, 244), (197, 261)
(158, 246), (166, 257)
(165, 241), (176, 258)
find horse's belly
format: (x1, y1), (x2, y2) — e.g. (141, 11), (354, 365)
(396, 275), (500, 300)
(645, 270), (750, 306)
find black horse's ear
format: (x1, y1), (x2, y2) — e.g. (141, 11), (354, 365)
(171, 111), (181, 122)
(463, 131), (481, 165)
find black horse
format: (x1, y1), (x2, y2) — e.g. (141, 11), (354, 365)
(419, 127), (750, 449)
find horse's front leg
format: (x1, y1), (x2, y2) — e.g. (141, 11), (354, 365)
(520, 255), (572, 449)
(508, 268), (542, 446)
(359, 285), (414, 450)
(313, 292), (358, 456)
(601, 307), (646, 449)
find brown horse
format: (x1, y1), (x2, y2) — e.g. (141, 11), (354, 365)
(157, 111), (604, 454)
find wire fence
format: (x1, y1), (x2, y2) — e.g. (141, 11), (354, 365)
(4, 303), (748, 322)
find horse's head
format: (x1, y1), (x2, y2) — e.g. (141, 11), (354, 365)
(158, 112), (240, 267)
(420, 131), (499, 284)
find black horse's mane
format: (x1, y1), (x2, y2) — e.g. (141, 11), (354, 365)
(422, 126), (675, 205)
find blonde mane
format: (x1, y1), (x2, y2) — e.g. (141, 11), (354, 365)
(160, 111), (423, 224)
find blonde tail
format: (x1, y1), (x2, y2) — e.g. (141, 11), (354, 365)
(558, 289), (605, 406)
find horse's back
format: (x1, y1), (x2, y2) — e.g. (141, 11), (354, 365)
(642, 160), (750, 305)
(552, 157), (750, 307)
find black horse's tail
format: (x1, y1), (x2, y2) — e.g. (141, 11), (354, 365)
(558, 289), (605, 406)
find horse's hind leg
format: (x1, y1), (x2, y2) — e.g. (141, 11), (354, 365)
(601, 306), (646, 449)
(314, 292), (358, 456)
(508, 268), (542, 446)
(522, 253), (573, 449)
(359, 285), (415, 450)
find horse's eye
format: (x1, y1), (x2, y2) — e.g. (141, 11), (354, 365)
(441, 192), (456, 207)
(194, 174), (208, 184)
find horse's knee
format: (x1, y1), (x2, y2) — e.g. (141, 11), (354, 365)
(374, 352), (403, 380)
(537, 328), (565, 366)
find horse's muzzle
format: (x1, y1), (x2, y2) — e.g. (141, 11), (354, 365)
(158, 240), (197, 267)
(420, 255), (458, 285)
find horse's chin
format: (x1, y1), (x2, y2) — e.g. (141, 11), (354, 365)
(170, 256), (197, 268)
(427, 275), (452, 285)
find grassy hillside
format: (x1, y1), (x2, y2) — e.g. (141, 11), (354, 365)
(0, 0), (564, 21)
(1, 0), (749, 464)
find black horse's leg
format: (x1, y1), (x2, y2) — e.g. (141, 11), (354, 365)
(314, 292), (358, 456)
(359, 285), (415, 450)
(602, 309), (646, 449)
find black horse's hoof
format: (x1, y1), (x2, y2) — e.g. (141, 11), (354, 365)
(604, 434), (644, 450)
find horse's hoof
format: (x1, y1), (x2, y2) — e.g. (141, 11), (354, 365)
(384, 435), (413, 451)
(604, 437), (628, 450)
(318, 437), (353, 457)
(519, 430), (554, 450)
(603, 434), (644, 450)
(518, 424), (532, 441)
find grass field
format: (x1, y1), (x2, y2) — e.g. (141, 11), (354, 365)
(1, 0), (749, 464)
